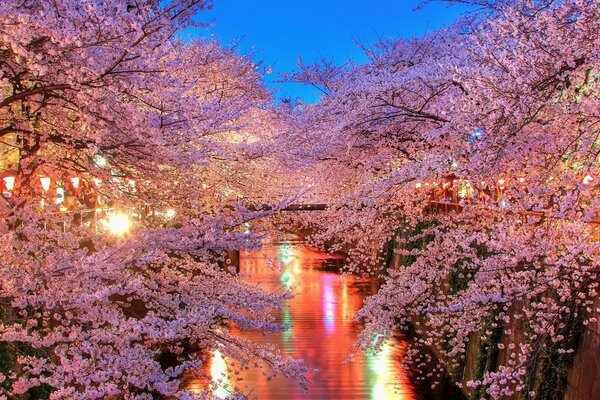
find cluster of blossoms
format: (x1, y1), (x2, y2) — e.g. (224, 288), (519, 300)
(1, 0), (598, 399)
(0, 1), (307, 399)
(281, 0), (599, 398)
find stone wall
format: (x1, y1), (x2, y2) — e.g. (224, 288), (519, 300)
(388, 250), (600, 400)
(563, 298), (600, 400)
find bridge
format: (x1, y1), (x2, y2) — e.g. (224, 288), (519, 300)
(281, 204), (327, 211)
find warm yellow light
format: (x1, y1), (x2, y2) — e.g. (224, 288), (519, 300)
(519, 177), (525, 183)
(415, 182), (422, 189)
(95, 156), (107, 167)
(56, 187), (65, 204)
(106, 213), (132, 236)
(93, 178), (102, 187)
(40, 177), (51, 192)
(583, 175), (593, 185)
(70, 177), (80, 189)
(498, 179), (506, 185)
(165, 209), (176, 219)
(3, 176), (15, 191)
(209, 350), (230, 399)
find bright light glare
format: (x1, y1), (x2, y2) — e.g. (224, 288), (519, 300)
(210, 350), (230, 399)
(95, 156), (107, 167)
(40, 177), (51, 192)
(106, 213), (132, 236)
(3, 176), (15, 191)
(56, 187), (65, 204)
(165, 209), (176, 219)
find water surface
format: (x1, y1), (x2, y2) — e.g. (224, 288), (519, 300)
(190, 242), (463, 400)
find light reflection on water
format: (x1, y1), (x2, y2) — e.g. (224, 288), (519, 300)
(192, 241), (462, 400)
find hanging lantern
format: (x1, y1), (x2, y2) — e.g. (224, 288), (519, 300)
(3, 176), (15, 191)
(56, 187), (65, 205)
(458, 181), (473, 199)
(70, 176), (80, 189)
(40, 177), (51, 192)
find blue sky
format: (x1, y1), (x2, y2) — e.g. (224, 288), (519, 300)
(190, 1), (468, 103)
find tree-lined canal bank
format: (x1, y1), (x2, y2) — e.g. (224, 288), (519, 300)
(188, 241), (464, 399)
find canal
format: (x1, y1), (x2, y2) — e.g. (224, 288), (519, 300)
(191, 241), (464, 400)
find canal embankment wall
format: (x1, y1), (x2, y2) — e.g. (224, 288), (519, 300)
(387, 250), (600, 400)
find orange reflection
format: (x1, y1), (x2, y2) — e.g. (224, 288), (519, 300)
(190, 244), (418, 400)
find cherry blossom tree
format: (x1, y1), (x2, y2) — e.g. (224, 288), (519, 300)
(0, 1), (307, 399)
(282, 0), (599, 398)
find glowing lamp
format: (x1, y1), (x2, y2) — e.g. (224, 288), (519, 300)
(3, 176), (15, 191)
(70, 177), (80, 189)
(415, 182), (422, 189)
(518, 177), (525, 183)
(106, 213), (132, 236)
(583, 175), (593, 185)
(95, 156), (107, 167)
(93, 178), (102, 187)
(56, 187), (65, 205)
(40, 177), (51, 192)
(165, 209), (176, 219)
